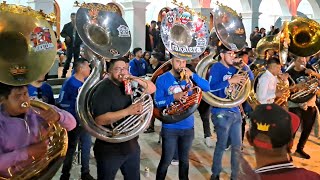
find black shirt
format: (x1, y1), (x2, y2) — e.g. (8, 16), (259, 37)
(91, 78), (139, 155)
(287, 65), (315, 103)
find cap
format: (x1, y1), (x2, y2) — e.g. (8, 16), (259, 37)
(249, 104), (300, 149)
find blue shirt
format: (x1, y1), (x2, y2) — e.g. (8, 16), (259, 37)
(58, 76), (83, 119)
(154, 71), (210, 129)
(129, 58), (148, 77)
(28, 83), (55, 105)
(209, 62), (254, 114)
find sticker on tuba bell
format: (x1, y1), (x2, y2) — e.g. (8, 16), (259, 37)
(160, 7), (209, 60)
(30, 27), (55, 52)
(117, 25), (130, 38)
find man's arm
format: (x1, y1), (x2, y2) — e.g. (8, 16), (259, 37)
(191, 73), (210, 92)
(0, 147), (28, 173)
(133, 78), (156, 94)
(154, 77), (175, 108)
(51, 105), (76, 131)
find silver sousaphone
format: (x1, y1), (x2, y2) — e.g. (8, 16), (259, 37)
(150, 4), (209, 123)
(196, 2), (251, 108)
(75, 2), (153, 143)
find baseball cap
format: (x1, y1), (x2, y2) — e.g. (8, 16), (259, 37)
(249, 104), (300, 149)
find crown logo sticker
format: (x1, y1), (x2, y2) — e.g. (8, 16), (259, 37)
(256, 122), (270, 132)
(117, 25), (130, 38)
(196, 37), (207, 47)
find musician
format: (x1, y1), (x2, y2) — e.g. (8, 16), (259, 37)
(246, 104), (320, 179)
(0, 83), (76, 178)
(129, 47), (148, 77)
(58, 59), (94, 180)
(287, 56), (320, 159)
(60, 13), (83, 78)
(154, 57), (210, 180)
(91, 57), (155, 180)
(256, 57), (285, 104)
(208, 44), (254, 180)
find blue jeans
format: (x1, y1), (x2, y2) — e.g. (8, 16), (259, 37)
(211, 111), (242, 179)
(61, 126), (92, 177)
(94, 144), (140, 180)
(156, 128), (194, 180)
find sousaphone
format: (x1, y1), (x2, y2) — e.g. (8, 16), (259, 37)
(151, 1), (209, 124)
(196, 2), (251, 108)
(75, 2), (153, 143)
(0, 2), (67, 180)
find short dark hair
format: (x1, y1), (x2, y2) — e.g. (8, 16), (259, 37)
(267, 57), (280, 67)
(71, 13), (76, 16)
(108, 57), (129, 72)
(151, 20), (156, 24)
(0, 82), (26, 99)
(133, 47), (142, 56)
(255, 26), (259, 29)
(151, 52), (164, 61)
(74, 58), (89, 73)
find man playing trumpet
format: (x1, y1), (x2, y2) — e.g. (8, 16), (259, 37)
(256, 57), (288, 105)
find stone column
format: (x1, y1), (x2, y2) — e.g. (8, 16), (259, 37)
(121, 0), (150, 52)
(27, 0), (54, 14)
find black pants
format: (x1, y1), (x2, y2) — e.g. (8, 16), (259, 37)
(289, 106), (317, 150)
(198, 100), (212, 138)
(62, 46), (81, 76)
(94, 145), (141, 180)
(242, 117), (246, 142)
(61, 126), (92, 178)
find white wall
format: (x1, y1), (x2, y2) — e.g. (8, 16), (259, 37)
(259, 0), (283, 29)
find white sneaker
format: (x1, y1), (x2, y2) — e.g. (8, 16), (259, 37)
(205, 137), (214, 148)
(171, 159), (179, 166)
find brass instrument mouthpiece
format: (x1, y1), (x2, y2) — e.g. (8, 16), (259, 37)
(21, 102), (29, 108)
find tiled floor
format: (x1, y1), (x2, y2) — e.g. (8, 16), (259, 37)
(52, 111), (320, 180)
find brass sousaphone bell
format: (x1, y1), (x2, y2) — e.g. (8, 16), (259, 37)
(196, 2), (251, 108)
(75, 2), (154, 143)
(151, 2), (209, 123)
(0, 2), (67, 180)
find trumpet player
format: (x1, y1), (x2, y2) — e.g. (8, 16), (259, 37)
(154, 57), (209, 180)
(208, 44), (254, 180)
(0, 83), (76, 178)
(256, 57), (287, 104)
(91, 57), (155, 180)
(287, 56), (320, 159)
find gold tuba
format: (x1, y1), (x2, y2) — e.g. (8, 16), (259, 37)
(151, 2), (208, 123)
(195, 2), (251, 108)
(0, 2), (67, 180)
(74, 2), (153, 143)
